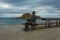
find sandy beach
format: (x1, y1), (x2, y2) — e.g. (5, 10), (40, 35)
(0, 24), (60, 40)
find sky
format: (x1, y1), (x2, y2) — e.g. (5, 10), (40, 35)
(0, 0), (60, 18)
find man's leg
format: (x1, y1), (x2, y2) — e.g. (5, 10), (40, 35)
(24, 22), (29, 31)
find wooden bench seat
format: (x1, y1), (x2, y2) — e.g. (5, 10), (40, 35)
(23, 22), (60, 30)
(31, 22), (59, 28)
(32, 22), (58, 25)
(22, 22), (59, 26)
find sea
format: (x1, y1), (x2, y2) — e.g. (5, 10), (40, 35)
(0, 18), (45, 25)
(0, 18), (56, 25)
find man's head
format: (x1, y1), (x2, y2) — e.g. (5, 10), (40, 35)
(32, 11), (36, 15)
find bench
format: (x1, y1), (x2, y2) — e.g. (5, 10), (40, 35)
(31, 22), (59, 29)
(23, 22), (60, 30)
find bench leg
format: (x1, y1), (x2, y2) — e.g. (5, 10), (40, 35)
(59, 20), (60, 26)
(45, 20), (48, 27)
(48, 24), (50, 27)
(31, 25), (36, 30)
(48, 20), (50, 27)
(56, 20), (58, 26)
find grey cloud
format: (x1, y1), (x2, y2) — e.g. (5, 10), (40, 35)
(0, 0), (60, 17)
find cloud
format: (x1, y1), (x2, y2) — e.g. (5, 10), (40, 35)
(0, 2), (11, 9)
(33, 6), (60, 18)
(0, 2), (31, 14)
(0, 14), (23, 18)
(0, 0), (60, 18)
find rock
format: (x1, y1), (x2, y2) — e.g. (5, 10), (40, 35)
(20, 13), (41, 19)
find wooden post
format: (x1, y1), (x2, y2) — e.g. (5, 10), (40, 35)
(56, 20), (58, 26)
(59, 20), (60, 26)
(48, 20), (50, 27)
(45, 20), (47, 27)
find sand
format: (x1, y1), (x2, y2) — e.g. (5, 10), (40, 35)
(0, 24), (60, 40)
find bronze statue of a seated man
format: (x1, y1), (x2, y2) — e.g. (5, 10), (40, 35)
(24, 11), (36, 31)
